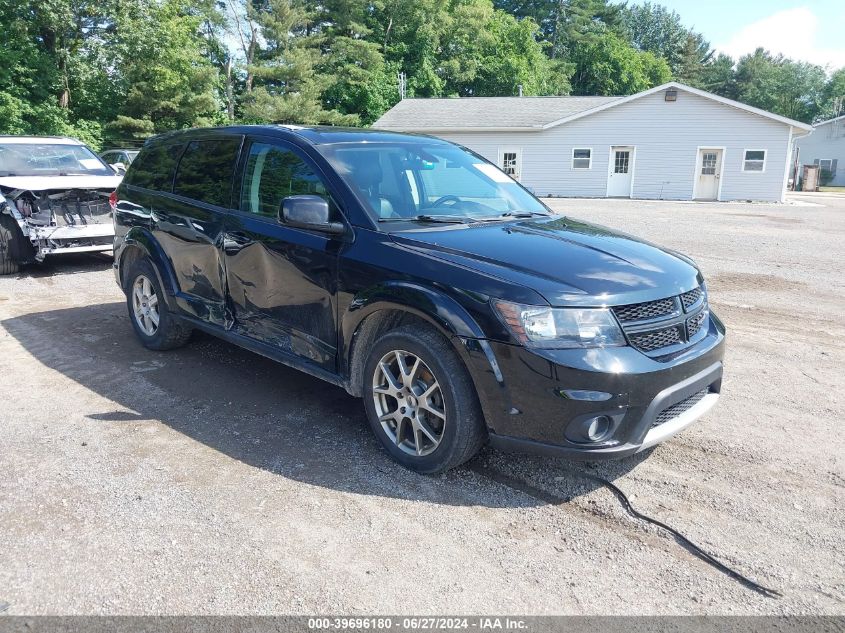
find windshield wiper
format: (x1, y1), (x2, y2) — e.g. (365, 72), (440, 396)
(475, 210), (552, 222)
(499, 211), (552, 218)
(378, 214), (478, 224)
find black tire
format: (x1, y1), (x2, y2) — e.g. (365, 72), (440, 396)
(362, 324), (487, 474)
(124, 258), (193, 351)
(0, 214), (22, 275)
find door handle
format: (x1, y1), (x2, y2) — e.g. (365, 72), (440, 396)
(223, 231), (252, 254)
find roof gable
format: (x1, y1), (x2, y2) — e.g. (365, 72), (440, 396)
(373, 82), (813, 133)
(373, 95), (622, 131)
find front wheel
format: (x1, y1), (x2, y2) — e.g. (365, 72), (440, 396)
(362, 324), (487, 474)
(0, 214), (23, 275)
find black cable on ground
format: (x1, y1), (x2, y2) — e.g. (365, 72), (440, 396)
(470, 462), (783, 598)
(563, 466), (784, 599)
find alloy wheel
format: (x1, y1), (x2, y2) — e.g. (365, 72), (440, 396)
(371, 349), (446, 456)
(132, 274), (160, 336)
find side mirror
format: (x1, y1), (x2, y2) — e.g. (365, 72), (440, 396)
(280, 195), (345, 235)
(111, 162), (126, 175)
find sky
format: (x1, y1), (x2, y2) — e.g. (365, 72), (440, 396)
(643, 0), (845, 70)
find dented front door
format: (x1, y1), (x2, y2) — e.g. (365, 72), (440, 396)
(223, 137), (340, 371)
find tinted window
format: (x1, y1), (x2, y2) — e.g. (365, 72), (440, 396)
(126, 143), (184, 191)
(173, 138), (242, 207)
(240, 142), (331, 217)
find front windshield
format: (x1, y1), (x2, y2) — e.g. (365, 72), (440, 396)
(320, 141), (548, 223)
(0, 143), (114, 177)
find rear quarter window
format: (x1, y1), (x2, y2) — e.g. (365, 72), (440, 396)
(125, 143), (184, 192)
(173, 138), (242, 207)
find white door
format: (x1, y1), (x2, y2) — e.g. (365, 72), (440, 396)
(498, 148), (522, 181)
(696, 149), (722, 200)
(607, 146), (634, 197)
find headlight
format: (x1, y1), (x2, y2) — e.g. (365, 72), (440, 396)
(493, 300), (626, 349)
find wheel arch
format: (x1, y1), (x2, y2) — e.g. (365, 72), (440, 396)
(341, 281), (487, 398)
(0, 206), (36, 265)
(117, 228), (179, 298)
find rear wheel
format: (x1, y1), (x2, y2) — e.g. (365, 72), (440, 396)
(362, 324), (487, 474)
(0, 214), (22, 275)
(125, 258), (192, 350)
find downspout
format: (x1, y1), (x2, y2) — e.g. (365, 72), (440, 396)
(783, 127), (814, 202)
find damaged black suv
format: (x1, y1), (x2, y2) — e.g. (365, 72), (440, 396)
(113, 126), (725, 473)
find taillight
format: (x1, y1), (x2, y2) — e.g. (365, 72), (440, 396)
(109, 190), (118, 210)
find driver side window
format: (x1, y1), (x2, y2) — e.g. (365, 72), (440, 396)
(241, 142), (332, 218)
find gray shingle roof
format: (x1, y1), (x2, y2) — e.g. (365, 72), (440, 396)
(373, 95), (623, 131)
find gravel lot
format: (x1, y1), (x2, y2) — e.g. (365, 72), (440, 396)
(0, 192), (843, 615)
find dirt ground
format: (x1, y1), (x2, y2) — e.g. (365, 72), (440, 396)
(0, 192), (842, 615)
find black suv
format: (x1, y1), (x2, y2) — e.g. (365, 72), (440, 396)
(113, 126), (725, 473)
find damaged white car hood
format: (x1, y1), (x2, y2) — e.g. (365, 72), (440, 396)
(0, 174), (122, 191)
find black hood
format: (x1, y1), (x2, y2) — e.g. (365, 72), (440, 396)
(389, 216), (702, 307)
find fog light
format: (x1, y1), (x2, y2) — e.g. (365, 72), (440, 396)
(586, 415), (612, 441)
(565, 412), (621, 444)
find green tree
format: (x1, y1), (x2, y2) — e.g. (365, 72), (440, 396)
(621, 3), (713, 85)
(622, 2), (686, 71)
(364, 0), (570, 103)
(674, 32), (714, 86)
(734, 49), (825, 123)
(698, 53), (738, 99)
(494, 0), (623, 59)
(437, 1), (570, 96)
(0, 0), (65, 134)
(240, 0), (358, 125)
(569, 31), (671, 95)
(106, 0), (223, 140)
(818, 68), (845, 121)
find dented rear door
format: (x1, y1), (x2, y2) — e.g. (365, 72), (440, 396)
(157, 135), (243, 328)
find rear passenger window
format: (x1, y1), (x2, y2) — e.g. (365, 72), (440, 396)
(173, 138), (242, 207)
(125, 143), (183, 191)
(240, 142), (331, 217)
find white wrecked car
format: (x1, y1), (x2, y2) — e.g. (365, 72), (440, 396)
(0, 136), (122, 274)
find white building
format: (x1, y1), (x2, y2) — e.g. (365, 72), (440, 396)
(794, 115), (845, 186)
(374, 82), (813, 202)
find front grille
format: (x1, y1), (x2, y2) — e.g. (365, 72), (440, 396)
(613, 285), (708, 357)
(681, 288), (703, 311)
(687, 310), (707, 338)
(612, 297), (676, 323)
(653, 389), (709, 427)
(629, 325), (682, 352)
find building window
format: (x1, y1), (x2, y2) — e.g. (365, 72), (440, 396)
(498, 148), (522, 181)
(572, 148), (591, 169)
(818, 158), (833, 173)
(701, 152), (718, 175)
(742, 150), (766, 172)
(614, 150), (631, 174)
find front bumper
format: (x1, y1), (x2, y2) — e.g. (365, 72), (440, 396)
(464, 312), (726, 460)
(26, 223), (114, 260)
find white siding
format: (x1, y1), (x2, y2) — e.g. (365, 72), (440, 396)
(794, 120), (845, 186)
(434, 90), (793, 202)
